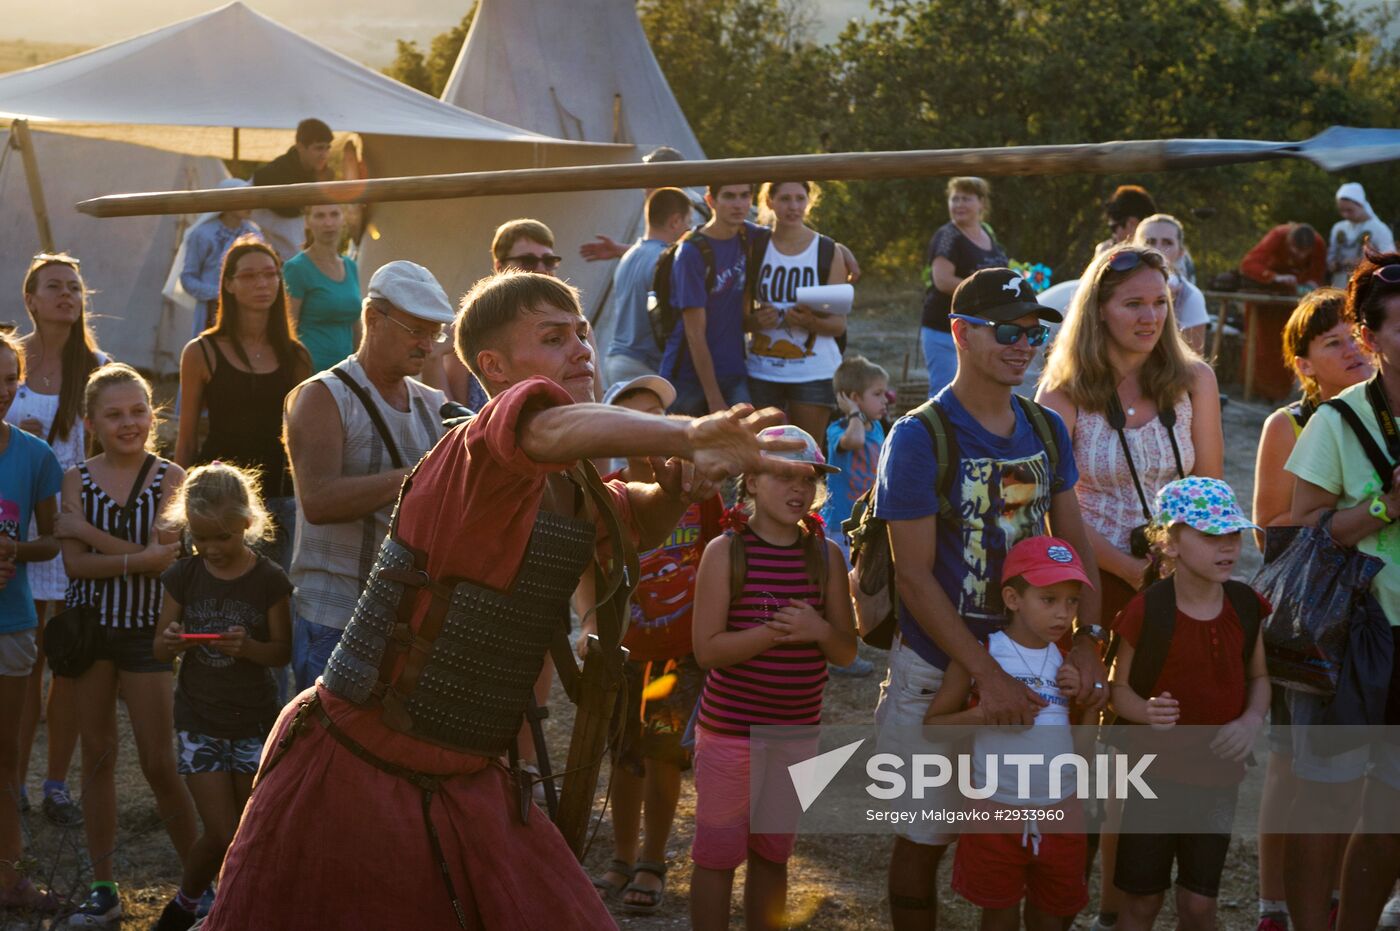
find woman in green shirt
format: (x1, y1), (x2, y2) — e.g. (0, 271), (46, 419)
(283, 204), (361, 373)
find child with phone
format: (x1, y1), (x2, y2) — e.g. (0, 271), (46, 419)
(151, 462), (291, 931)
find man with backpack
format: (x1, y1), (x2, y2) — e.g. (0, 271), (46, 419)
(870, 267), (1108, 930)
(604, 188), (695, 385)
(654, 183), (768, 415)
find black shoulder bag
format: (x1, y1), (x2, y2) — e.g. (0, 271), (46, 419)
(45, 454), (157, 678)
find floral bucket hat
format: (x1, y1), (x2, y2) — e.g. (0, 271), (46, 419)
(1153, 476), (1260, 535)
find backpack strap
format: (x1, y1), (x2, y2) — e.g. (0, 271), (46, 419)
(1128, 579), (1179, 700)
(1014, 395), (1065, 493)
(1324, 398), (1396, 493)
(816, 234), (836, 284)
(727, 529), (748, 606)
(332, 364), (406, 470)
(910, 399), (958, 521)
(1223, 580), (1261, 667)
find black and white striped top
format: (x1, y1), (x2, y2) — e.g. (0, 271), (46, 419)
(65, 461), (170, 629)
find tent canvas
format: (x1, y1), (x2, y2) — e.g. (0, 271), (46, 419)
(0, 0), (637, 338)
(0, 128), (227, 374)
(374, 0), (704, 331)
(0, 1), (558, 161)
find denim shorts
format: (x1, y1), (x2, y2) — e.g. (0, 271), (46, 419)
(669, 373), (752, 416)
(96, 626), (172, 674)
(747, 376), (837, 410)
(176, 730), (265, 775)
(1286, 688), (1400, 790)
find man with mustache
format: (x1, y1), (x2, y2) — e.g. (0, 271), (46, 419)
(204, 271), (804, 929)
(282, 260), (453, 692)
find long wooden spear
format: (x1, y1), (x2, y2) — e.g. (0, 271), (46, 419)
(76, 126), (1400, 218)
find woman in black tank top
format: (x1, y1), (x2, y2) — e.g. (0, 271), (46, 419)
(175, 237), (311, 570)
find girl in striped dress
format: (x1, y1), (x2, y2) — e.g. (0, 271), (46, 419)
(57, 364), (196, 927)
(690, 425), (858, 931)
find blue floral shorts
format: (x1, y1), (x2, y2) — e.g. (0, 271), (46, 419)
(176, 730), (264, 775)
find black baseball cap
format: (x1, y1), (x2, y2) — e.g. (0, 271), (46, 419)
(951, 268), (1063, 323)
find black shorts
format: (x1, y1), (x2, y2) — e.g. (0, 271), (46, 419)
(1113, 781), (1239, 898)
(612, 655), (703, 774)
(96, 626), (172, 674)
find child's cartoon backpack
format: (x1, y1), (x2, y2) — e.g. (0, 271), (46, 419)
(842, 395), (1062, 649)
(1101, 577), (1262, 744)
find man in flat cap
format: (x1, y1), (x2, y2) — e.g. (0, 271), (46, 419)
(283, 260), (454, 690)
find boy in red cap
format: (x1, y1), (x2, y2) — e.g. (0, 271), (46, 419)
(924, 536), (1096, 931)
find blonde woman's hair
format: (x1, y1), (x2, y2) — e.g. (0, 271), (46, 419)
(1132, 213), (1186, 247)
(167, 461), (274, 544)
(1040, 245), (1198, 414)
(83, 363), (161, 452)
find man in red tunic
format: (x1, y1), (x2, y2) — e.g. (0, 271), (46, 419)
(200, 272), (803, 930)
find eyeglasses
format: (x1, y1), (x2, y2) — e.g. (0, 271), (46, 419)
(1372, 264), (1400, 284)
(231, 270), (281, 284)
(375, 306), (448, 344)
(503, 253), (563, 272)
(948, 313), (1051, 347)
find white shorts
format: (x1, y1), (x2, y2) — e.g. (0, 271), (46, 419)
(875, 637), (961, 846)
(0, 629), (38, 678)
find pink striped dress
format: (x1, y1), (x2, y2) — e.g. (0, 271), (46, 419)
(697, 526), (829, 737)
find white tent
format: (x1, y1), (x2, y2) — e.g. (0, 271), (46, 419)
(362, 0), (705, 328)
(0, 1), (554, 161)
(0, 1), (636, 342)
(442, 0), (703, 160)
(0, 128), (227, 373)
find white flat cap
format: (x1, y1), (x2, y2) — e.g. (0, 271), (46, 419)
(367, 261), (455, 324)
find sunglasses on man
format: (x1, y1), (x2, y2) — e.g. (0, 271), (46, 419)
(948, 313), (1051, 347)
(503, 253), (563, 272)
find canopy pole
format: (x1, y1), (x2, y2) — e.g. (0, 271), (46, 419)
(233, 127), (241, 163)
(11, 119), (56, 253)
(612, 94), (622, 144)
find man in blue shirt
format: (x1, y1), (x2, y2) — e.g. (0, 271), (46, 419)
(662, 184), (763, 415)
(178, 179), (262, 337)
(871, 267), (1108, 929)
(605, 187), (693, 385)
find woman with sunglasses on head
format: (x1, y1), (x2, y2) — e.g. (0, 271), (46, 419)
(1251, 288), (1372, 931)
(6, 253), (108, 829)
(176, 237), (312, 572)
(284, 203), (361, 373)
(1037, 244), (1223, 931)
(920, 177), (1009, 398)
(1285, 251), (1400, 931)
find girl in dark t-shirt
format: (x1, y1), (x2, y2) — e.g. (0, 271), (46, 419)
(152, 462), (292, 928)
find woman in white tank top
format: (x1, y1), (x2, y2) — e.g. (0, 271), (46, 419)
(745, 181), (850, 442)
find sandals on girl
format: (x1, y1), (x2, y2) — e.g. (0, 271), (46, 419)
(590, 859), (633, 900)
(621, 860), (668, 914)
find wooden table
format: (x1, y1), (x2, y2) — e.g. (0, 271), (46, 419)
(1203, 290), (1300, 402)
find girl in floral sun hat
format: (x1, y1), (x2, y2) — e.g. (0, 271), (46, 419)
(1106, 475), (1271, 931)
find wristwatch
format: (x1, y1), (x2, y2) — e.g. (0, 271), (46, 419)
(1370, 496), (1393, 524)
(1075, 624), (1110, 645)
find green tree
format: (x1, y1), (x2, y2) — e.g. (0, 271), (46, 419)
(382, 6), (476, 97)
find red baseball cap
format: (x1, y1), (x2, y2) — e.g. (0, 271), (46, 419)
(1001, 536), (1096, 590)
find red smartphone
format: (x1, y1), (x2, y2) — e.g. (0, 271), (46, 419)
(179, 633), (225, 641)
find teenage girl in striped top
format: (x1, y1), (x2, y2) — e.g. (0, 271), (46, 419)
(57, 364), (196, 927)
(690, 425), (857, 931)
